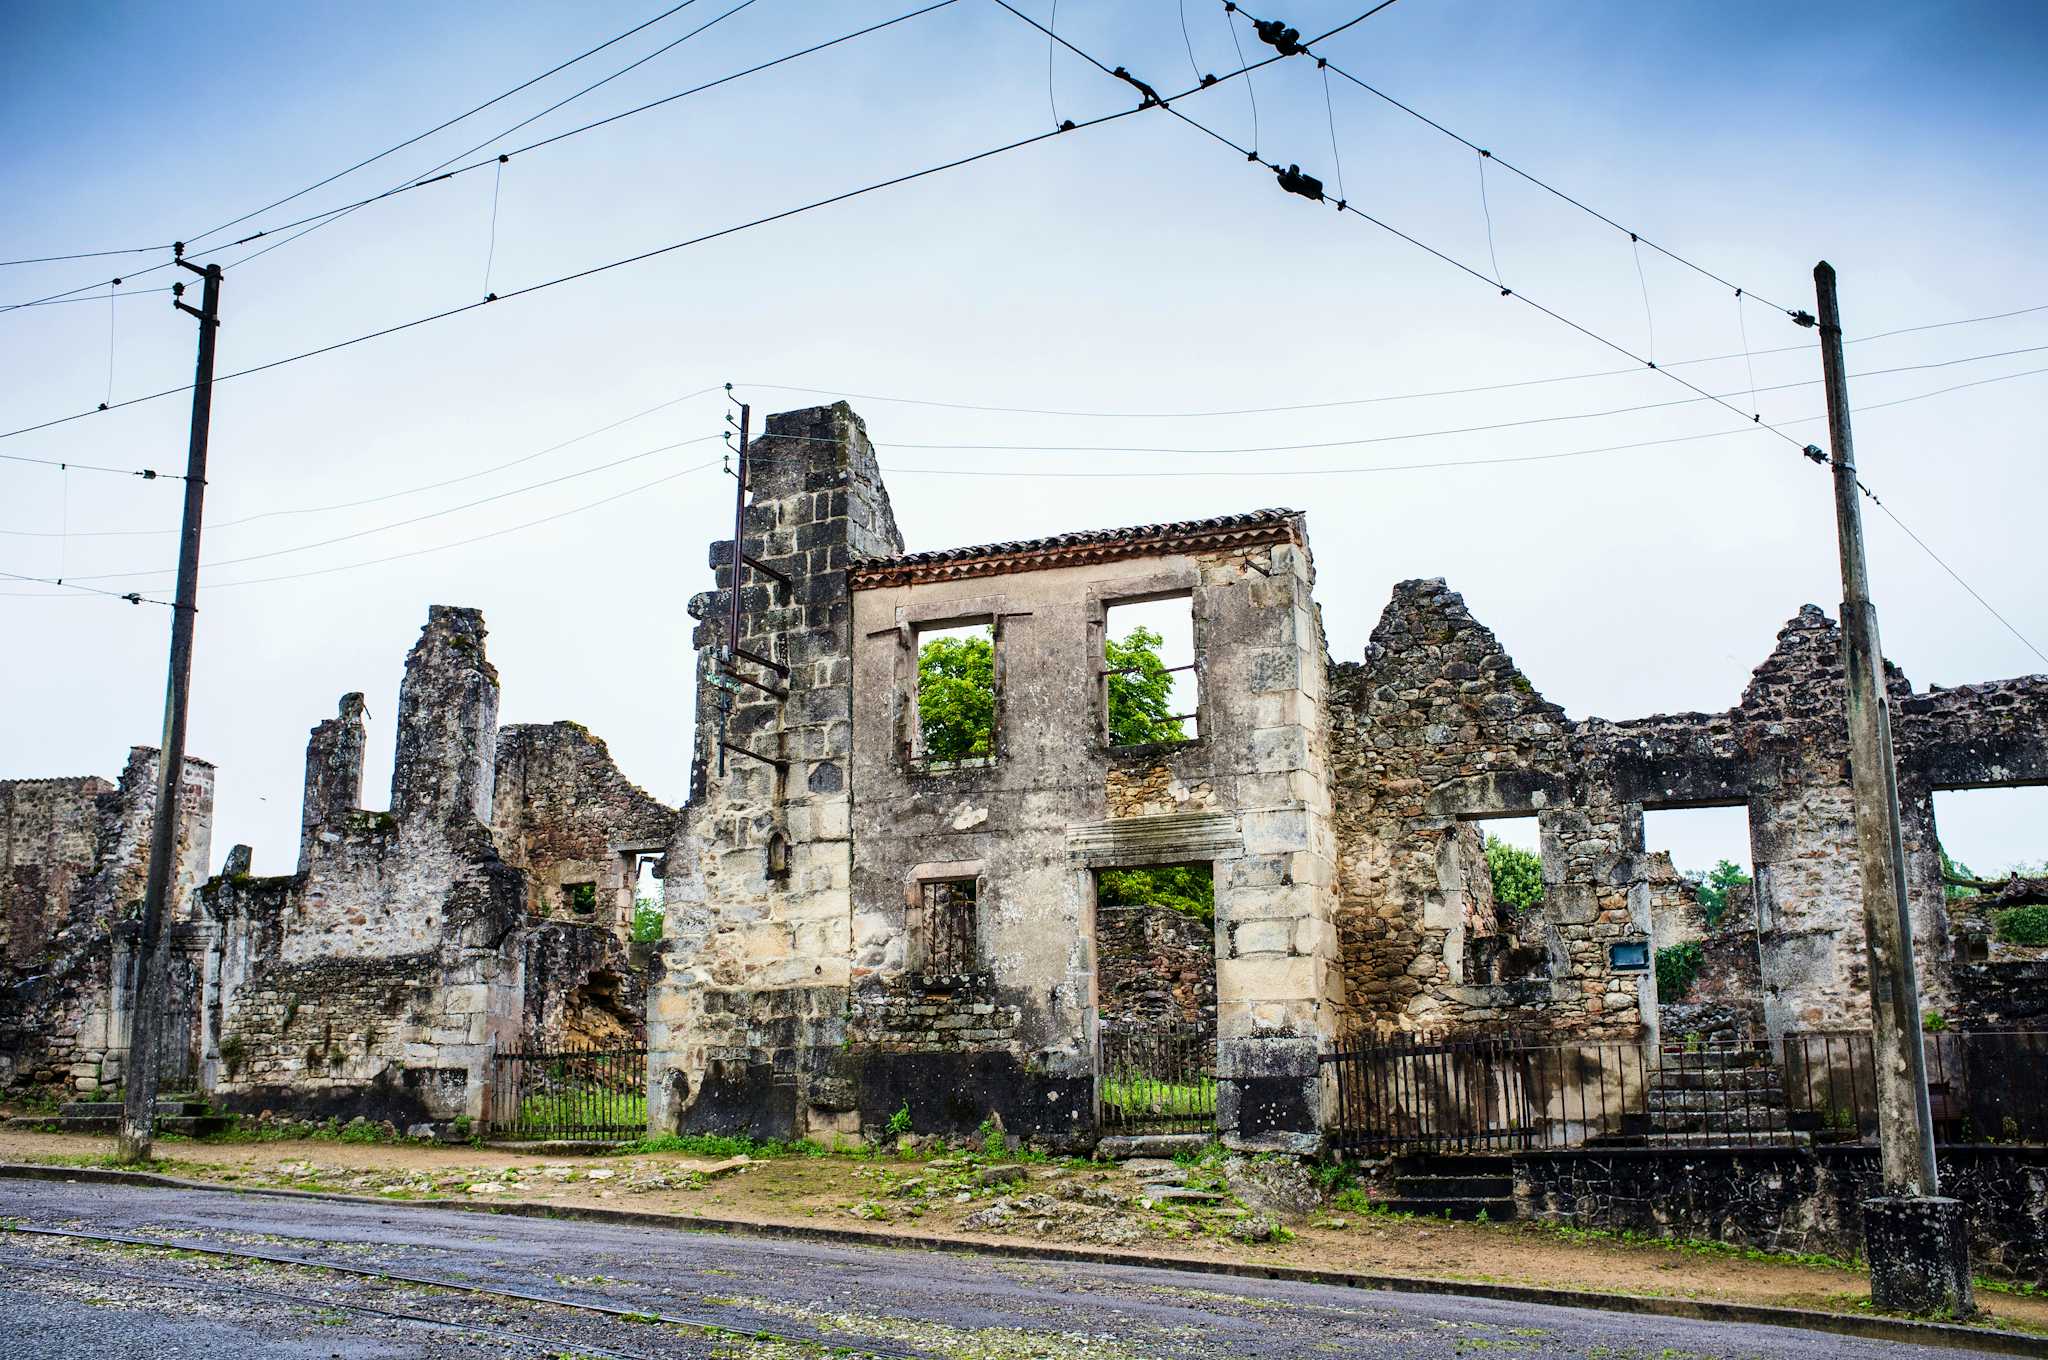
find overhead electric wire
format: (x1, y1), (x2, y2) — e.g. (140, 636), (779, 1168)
(0, 81), (1200, 446)
(0, 244), (173, 268)
(54, 435), (721, 584)
(1862, 499), (2048, 669)
(790, 363), (2048, 478)
(738, 302), (2045, 418)
(0, 567), (166, 604)
(1, 387), (724, 539)
(0, 1), (710, 293)
(220, 0), (766, 275)
(2, 0), (966, 320)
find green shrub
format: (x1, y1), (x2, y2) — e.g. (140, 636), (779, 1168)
(1994, 905), (2048, 947)
(886, 1103), (913, 1137)
(1656, 942), (1704, 1001)
(1484, 836), (1543, 912)
(630, 896), (663, 943)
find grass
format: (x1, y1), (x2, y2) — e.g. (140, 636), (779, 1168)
(614, 1132), (827, 1160)
(512, 1090), (647, 1132)
(1101, 1075), (1215, 1119)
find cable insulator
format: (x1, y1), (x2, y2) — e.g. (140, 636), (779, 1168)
(1276, 163), (1324, 201)
(1253, 18), (1304, 55)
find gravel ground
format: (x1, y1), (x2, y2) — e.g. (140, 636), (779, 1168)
(0, 1177), (2022, 1360)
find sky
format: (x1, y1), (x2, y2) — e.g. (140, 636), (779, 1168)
(3, 0), (2045, 880)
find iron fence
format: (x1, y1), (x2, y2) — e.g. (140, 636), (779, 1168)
(1324, 1027), (2048, 1157)
(489, 1044), (646, 1141)
(1100, 1022), (1216, 1133)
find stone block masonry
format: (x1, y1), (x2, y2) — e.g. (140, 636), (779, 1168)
(198, 605), (678, 1127)
(0, 749), (213, 1098)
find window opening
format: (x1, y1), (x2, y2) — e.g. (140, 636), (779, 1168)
(1642, 806), (1754, 928)
(631, 855), (664, 943)
(1104, 595), (1197, 746)
(1461, 814), (1546, 982)
(916, 877), (980, 976)
(562, 881), (598, 916)
(914, 620), (995, 771)
(1932, 787), (2048, 956)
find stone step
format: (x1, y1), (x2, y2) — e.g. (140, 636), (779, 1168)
(1648, 1091), (1786, 1113)
(1649, 1069), (1781, 1092)
(11, 1113), (228, 1137)
(1391, 1173), (1514, 1199)
(1096, 1133), (1212, 1161)
(1389, 1152), (1514, 1177)
(1646, 1114), (1788, 1135)
(59, 1099), (212, 1119)
(1379, 1196), (1517, 1222)
(1653, 1050), (1770, 1069)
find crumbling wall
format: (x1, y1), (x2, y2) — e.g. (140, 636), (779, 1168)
(1097, 903), (1216, 1027)
(1329, 580), (1614, 1039)
(1331, 583), (2048, 1046)
(201, 608), (526, 1125)
(0, 749), (213, 1097)
(649, 403), (902, 1141)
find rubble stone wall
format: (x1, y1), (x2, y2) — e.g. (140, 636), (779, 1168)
(1329, 581), (2048, 1045)
(0, 749), (213, 1097)
(1097, 902), (1216, 1027)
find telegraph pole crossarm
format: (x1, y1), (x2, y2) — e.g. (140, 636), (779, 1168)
(1813, 258), (1972, 1317)
(115, 255), (222, 1164)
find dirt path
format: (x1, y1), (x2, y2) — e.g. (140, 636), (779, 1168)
(3, 1128), (2041, 1336)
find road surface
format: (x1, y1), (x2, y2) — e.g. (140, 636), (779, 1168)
(0, 1176), (2006, 1359)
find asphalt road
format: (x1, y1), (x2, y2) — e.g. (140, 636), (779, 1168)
(0, 1177), (2010, 1360)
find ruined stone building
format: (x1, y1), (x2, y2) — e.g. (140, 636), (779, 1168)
(1, 748), (213, 1096)
(5, 397), (2044, 1149)
(646, 401), (2048, 1150)
(194, 605), (680, 1126)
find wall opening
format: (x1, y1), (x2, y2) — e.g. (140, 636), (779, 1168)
(1642, 805), (1754, 929)
(562, 881), (598, 918)
(913, 876), (980, 977)
(1456, 814), (1547, 983)
(1932, 787), (2048, 958)
(631, 854), (664, 943)
(1103, 595), (1198, 747)
(1642, 804), (1757, 1030)
(1092, 862), (1216, 1132)
(913, 620), (996, 771)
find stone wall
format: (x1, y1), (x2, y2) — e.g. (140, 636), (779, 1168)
(0, 749), (213, 1097)
(648, 407), (1337, 1150)
(198, 606), (676, 1125)
(1515, 1144), (2048, 1281)
(649, 402), (901, 1142)
(1097, 902), (1216, 1027)
(1329, 581), (2048, 1046)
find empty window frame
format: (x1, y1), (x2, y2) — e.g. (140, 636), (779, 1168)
(913, 620), (996, 771)
(1103, 595), (1198, 747)
(1642, 805), (1754, 927)
(1931, 787), (2048, 955)
(915, 877), (980, 976)
(562, 881), (598, 916)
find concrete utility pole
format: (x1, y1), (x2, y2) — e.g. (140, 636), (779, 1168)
(116, 255), (222, 1164)
(1812, 259), (1971, 1316)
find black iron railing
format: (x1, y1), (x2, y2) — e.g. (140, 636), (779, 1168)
(1324, 1028), (2048, 1156)
(489, 1044), (646, 1141)
(1101, 1022), (1216, 1133)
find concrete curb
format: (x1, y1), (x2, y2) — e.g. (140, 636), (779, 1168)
(1, 1161), (2040, 1357)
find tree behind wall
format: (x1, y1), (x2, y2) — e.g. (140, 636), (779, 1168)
(1105, 626), (1185, 746)
(917, 634), (996, 761)
(1485, 836), (1543, 912)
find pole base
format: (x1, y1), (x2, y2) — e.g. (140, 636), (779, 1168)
(1863, 1196), (1974, 1318)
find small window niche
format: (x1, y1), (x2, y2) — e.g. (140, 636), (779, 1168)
(562, 881), (598, 917)
(1104, 595), (1198, 748)
(912, 619), (996, 773)
(915, 877), (981, 978)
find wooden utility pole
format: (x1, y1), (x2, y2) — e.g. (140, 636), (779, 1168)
(116, 254), (221, 1164)
(1814, 260), (1970, 1316)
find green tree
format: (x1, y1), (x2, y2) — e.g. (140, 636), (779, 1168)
(631, 896), (663, 943)
(1693, 859), (1752, 926)
(1940, 845), (1977, 901)
(1097, 865), (1215, 923)
(1105, 626), (1186, 746)
(1484, 835), (1543, 912)
(917, 632), (996, 762)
